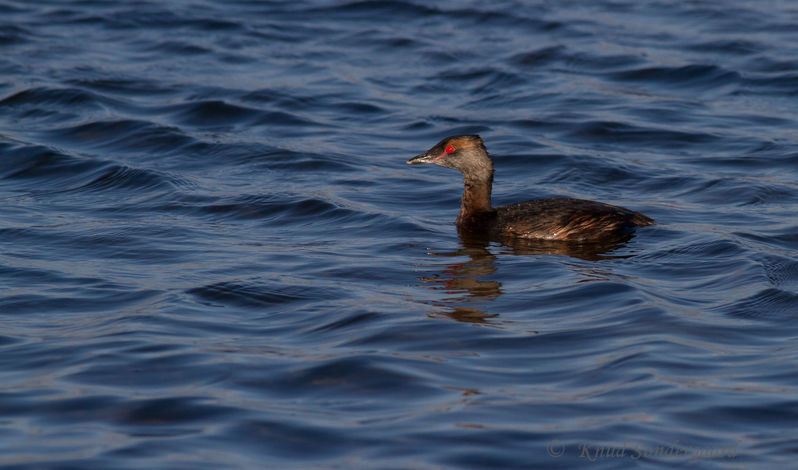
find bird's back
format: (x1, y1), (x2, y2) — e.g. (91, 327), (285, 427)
(491, 197), (654, 242)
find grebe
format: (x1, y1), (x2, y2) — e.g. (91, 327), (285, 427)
(407, 135), (653, 242)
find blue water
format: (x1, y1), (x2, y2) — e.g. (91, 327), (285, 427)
(1, 0), (797, 468)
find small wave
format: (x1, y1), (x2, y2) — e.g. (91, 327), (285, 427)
(46, 119), (195, 154)
(740, 73), (798, 95)
(32, 394), (236, 426)
(221, 419), (363, 460)
(1, 86), (108, 110)
(188, 279), (329, 308)
(0, 288), (160, 315)
(717, 287), (798, 321)
(511, 45), (568, 67)
(610, 64), (741, 90)
(169, 100), (315, 129)
(672, 177), (798, 207)
(309, 0), (440, 18)
(760, 255), (798, 291)
(144, 40), (212, 56)
(67, 77), (178, 97)
(736, 227), (798, 252)
(737, 182), (798, 206)
(540, 154), (651, 190)
(0, 24), (30, 46)
(242, 88), (386, 120)
(109, 397), (237, 425)
(76, 163), (186, 194)
(449, 7), (561, 29)
(689, 39), (761, 56)
(309, 311), (380, 334)
(565, 120), (718, 147)
(0, 141), (100, 187)
(242, 148), (358, 172)
(0, 139), (189, 197)
(235, 354), (436, 398)
(435, 67), (526, 93)
(169, 100), (260, 127)
(0, 3), (26, 14)
(743, 56), (798, 74)
(512, 46), (644, 71)
(182, 194), (363, 224)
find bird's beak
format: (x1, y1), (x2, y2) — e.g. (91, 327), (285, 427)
(407, 151), (435, 165)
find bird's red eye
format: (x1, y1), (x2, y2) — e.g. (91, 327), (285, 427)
(445, 145), (455, 154)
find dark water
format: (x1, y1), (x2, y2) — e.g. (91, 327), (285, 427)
(1, 0), (797, 468)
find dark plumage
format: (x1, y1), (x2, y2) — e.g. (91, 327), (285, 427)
(407, 135), (654, 242)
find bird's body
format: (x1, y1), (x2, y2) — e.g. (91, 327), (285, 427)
(407, 135), (653, 242)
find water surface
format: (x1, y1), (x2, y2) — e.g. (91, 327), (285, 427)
(1, 0), (797, 468)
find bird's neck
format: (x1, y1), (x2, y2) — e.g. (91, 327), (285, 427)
(456, 168), (494, 228)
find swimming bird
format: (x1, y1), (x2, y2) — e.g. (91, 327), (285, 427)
(407, 135), (653, 242)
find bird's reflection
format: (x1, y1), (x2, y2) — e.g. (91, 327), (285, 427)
(416, 233), (638, 324)
(419, 241), (502, 324)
